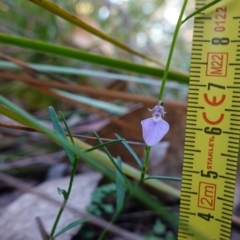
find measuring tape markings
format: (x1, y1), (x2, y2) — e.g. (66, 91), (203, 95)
(178, 0), (240, 239)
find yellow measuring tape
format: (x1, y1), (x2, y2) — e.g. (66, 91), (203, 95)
(178, 0), (240, 239)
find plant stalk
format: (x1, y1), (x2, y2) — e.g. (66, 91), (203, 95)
(50, 156), (78, 239)
(158, 0), (189, 100)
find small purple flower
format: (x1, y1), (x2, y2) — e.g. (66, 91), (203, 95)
(141, 102), (169, 146)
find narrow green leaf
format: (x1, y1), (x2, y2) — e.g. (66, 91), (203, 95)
(48, 106), (74, 165)
(0, 33), (189, 83)
(145, 176), (182, 182)
(115, 134), (143, 170)
(59, 111), (74, 145)
(93, 132), (132, 196)
(53, 90), (128, 115)
(57, 187), (68, 200)
(0, 60), (165, 86)
(28, 0), (160, 64)
(53, 219), (86, 238)
(116, 157), (125, 212)
(93, 132), (123, 176)
(85, 139), (125, 153)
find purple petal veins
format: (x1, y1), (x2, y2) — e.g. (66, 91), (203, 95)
(141, 102), (169, 146)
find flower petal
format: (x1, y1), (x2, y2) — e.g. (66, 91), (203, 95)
(141, 117), (169, 146)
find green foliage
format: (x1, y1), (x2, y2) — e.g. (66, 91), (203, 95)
(87, 183), (116, 216)
(144, 219), (176, 240)
(152, 219), (166, 235)
(53, 219), (86, 238)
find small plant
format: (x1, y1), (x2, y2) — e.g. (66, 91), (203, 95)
(144, 219), (175, 240)
(45, 1), (222, 238)
(87, 183), (116, 217)
(0, 0), (224, 239)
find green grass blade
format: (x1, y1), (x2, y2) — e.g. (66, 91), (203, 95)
(0, 33), (189, 83)
(28, 0), (159, 64)
(49, 106), (75, 165)
(53, 219), (86, 238)
(116, 157), (125, 212)
(0, 96), (74, 153)
(53, 90), (128, 115)
(0, 105), (33, 127)
(115, 134), (143, 170)
(0, 60), (169, 86)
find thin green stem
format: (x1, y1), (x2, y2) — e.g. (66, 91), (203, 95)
(50, 114), (78, 239)
(59, 112), (74, 145)
(140, 146), (151, 183)
(66, 160), (78, 199)
(50, 158), (78, 239)
(158, 0), (189, 101)
(50, 201), (66, 239)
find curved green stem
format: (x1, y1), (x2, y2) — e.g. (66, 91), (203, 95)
(50, 202), (66, 240)
(158, 0), (189, 100)
(181, 0), (221, 25)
